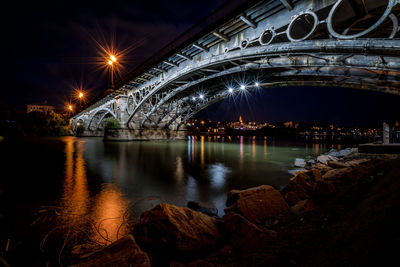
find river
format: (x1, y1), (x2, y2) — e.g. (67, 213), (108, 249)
(0, 136), (335, 264)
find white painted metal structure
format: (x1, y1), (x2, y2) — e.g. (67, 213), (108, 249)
(72, 0), (400, 139)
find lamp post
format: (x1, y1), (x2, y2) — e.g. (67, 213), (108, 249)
(78, 91), (84, 110)
(67, 104), (73, 116)
(108, 55), (117, 88)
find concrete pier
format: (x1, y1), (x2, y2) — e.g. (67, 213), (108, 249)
(76, 129), (104, 137)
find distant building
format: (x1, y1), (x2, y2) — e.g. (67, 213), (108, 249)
(27, 102), (55, 113)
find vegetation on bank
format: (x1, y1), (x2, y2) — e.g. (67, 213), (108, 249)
(0, 102), (71, 137)
(104, 117), (120, 129)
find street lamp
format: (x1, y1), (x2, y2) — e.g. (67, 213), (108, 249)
(107, 54), (117, 88)
(67, 105), (73, 115)
(77, 91), (84, 110)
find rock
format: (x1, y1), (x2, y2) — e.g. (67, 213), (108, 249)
(307, 159), (316, 165)
(223, 212), (277, 253)
(282, 171), (313, 205)
(290, 199), (316, 215)
(313, 163), (333, 174)
(288, 168), (305, 175)
(327, 148), (356, 158)
(328, 161), (349, 169)
(294, 158), (306, 168)
(71, 235), (150, 267)
(133, 203), (219, 253)
(289, 171), (315, 192)
(338, 148), (356, 157)
(282, 169), (331, 205)
(185, 245), (235, 267)
(283, 187), (310, 206)
(225, 185), (289, 223)
(308, 169), (323, 182)
(226, 189), (241, 206)
(313, 180), (335, 197)
(345, 158), (370, 167)
(317, 155), (338, 165)
(322, 168), (352, 182)
(187, 201), (218, 217)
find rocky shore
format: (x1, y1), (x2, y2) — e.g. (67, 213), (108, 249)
(70, 151), (400, 267)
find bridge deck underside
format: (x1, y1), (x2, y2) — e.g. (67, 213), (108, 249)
(72, 0), (400, 135)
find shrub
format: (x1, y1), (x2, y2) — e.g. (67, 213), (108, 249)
(104, 118), (120, 129)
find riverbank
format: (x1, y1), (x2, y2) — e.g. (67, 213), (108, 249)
(62, 151), (400, 266)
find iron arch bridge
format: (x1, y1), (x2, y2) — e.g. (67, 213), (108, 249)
(72, 0), (400, 140)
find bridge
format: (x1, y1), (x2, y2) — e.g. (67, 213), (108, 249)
(71, 0), (400, 140)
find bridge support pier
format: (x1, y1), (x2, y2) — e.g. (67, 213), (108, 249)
(76, 129), (104, 137)
(103, 127), (187, 141)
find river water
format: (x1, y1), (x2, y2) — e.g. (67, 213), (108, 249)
(0, 136), (334, 264)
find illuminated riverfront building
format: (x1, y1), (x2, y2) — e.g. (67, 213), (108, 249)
(26, 102), (55, 113)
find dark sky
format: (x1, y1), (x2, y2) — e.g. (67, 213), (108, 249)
(2, 0), (399, 126)
(1, 0), (226, 107)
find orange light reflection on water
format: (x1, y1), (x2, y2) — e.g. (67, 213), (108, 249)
(60, 137), (130, 246)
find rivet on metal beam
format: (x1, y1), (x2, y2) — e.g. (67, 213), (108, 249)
(212, 30), (230, 42)
(279, 0), (293, 11)
(193, 43), (209, 52)
(176, 53), (192, 61)
(239, 14), (256, 28)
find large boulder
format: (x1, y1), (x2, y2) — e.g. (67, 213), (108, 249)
(71, 235), (150, 267)
(313, 180), (335, 198)
(223, 212), (277, 253)
(345, 158), (371, 167)
(225, 185), (289, 223)
(322, 168), (352, 183)
(328, 161), (349, 169)
(133, 203), (220, 253)
(282, 169), (334, 205)
(290, 199), (316, 215)
(313, 163), (333, 174)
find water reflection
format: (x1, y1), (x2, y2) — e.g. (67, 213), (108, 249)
(59, 137), (130, 245)
(61, 138), (89, 225)
(59, 136), (330, 218)
(90, 184), (129, 245)
(208, 163), (230, 189)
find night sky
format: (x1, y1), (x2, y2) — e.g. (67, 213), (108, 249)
(2, 0), (400, 126)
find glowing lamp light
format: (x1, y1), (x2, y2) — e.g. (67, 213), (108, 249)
(255, 82), (260, 87)
(68, 105), (73, 111)
(240, 85), (246, 90)
(199, 94), (204, 99)
(192, 96), (196, 101)
(228, 87), (234, 93)
(78, 92), (84, 99)
(110, 55), (117, 62)
(108, 60), (113, 65)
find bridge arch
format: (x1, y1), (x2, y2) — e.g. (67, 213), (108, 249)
(87, 108), (116, 130)
(131, 40), (400, 129)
